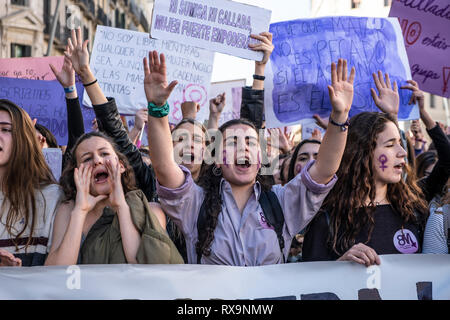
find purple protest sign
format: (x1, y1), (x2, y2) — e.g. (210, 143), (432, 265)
(389, 0), (450, 98)
(0, 77), (96, 145)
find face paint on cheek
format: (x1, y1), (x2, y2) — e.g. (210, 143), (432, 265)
(222, 150), (229, 168)
(378, 154), (388, 171)
(295, 163), (302, 174)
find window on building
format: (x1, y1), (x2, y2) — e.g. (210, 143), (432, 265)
(11, 43), (31, 57)
(430, 94), (436, 108)
(84, 26), (89, 42)
(11, 0), (28, 6)
(44, 0), (52, 34)
(351, 0), (361, 9)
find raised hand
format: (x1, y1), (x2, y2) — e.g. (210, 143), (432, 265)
(328, 59), (355, 118)
(311, 128), (322, 141)
(249, 32), (274, 66)
(181, 101), (200, 119)
(371, 71), (399, 117)
(73, 163), (107, 214)
(66, 27), (90, 78)
(143, 50), (178, 106)
(400, 80), (425, 110)
(0, 249), (22, 267)
(209, 93), (226, 115)
(268, 127), (294, 154)
(49, 45), (75, 88)
(105, 159), (127, 210)
(134, 108), (148, 131)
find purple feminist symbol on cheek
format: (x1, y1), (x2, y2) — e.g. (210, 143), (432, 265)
(223, 150), (229, 168)
(378, 154), (388, 171)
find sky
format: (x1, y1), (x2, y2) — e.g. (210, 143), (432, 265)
(210, 0), (311, 84)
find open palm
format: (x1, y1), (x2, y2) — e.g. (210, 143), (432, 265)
(328, 59), (355, 114)
(371, 71), (399, 116)
(143, 51), (178, 106)
(50, 46), (75, 88)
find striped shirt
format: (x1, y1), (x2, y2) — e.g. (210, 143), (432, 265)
(0, 184), (64, 266)
(423, 205), (449, 254)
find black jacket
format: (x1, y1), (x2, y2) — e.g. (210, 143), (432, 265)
(92, 98), (157, 202)
(240, 86), (265, 129)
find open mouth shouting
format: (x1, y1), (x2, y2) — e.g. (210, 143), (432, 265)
(93, 168), (109, 184)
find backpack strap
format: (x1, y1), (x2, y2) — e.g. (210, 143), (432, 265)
(259, 190), (285, 262)
(196, 199), (208, 264)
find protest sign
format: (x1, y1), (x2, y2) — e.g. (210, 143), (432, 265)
(150, 0), (272, 61)
(43, 148), (63, 181)
(264, 17), (420, 128)
(0, 255), (449, 300)
(83, 25), (214, 124)
(389, 0), (450, 98)
(0, 78), (96, 145)
(0, 56), (63, 81)
(301, 120), (326, 140)
(204, 79), (245, 125)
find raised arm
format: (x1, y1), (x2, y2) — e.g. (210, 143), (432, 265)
(370, 71), (399, 122)
(144, 51), (184, 189)
(207, 93), (226, 130)
(308, 59), (354, 184)
(50, 45), (85, 160)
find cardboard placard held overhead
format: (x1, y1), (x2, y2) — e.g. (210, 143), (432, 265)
(84, 25), (214, 124)
(150, 0), (272, 61)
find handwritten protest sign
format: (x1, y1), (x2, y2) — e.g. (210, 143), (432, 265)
(264, 17), (420, 128)
(83, 25), (214, 124)
(43, 148), (63, 181)
(0, 56), (63, 81)
(301, 120), (326, 140)
(203, 79), (245, 125)
(389, 0), (450, 98)
(150, 0), (272, 61)
(0, 78), (96, 145)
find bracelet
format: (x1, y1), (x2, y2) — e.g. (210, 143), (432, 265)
(253, 74), (265, 81)
(83, 79), (98, 87)
(148, 101), (170, 118)
(64, 85), (76, 93)
(329, 116), (350, 132)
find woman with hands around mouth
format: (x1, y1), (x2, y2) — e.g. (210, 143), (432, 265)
(302, 72), (429, 267)
(145, 53), (352, 266)
(45, 132), (183, 265)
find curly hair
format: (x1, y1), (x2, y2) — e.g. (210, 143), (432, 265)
(60, 132), (137, 202)
(195, 119), (272, 259)
(321, 112), (428, 256)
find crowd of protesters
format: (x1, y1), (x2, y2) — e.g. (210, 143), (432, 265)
(0, 26), (449, 268)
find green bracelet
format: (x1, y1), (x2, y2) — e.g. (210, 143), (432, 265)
(148, 101), (170, 118)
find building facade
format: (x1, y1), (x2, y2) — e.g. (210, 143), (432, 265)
(310, 0), (449, 126)
(0, 0), (154, 58)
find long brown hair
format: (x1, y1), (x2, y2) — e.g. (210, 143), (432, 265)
(0, 100), (56, 251)
(322, 112), (428, 256)
(60, 132), (137, 201)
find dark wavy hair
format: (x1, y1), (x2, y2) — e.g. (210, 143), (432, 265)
(415, 151), (437, 179)
(287, 139), (321, 182)
(321, 112), (428, 256)
(60, 132), (137, 201)
(35, 123), (58, 148)
(195, 118), (272, 259)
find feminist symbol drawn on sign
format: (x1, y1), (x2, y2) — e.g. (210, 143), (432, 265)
(399, 19), (422, 46)
(379, 154), (388, 171)
(183, 84), (208, 107)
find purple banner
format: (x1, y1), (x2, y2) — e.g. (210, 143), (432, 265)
(389, 0), (450, 98)
(0, 77), (96, 145)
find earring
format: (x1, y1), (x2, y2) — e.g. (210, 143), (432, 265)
(212, 165), (222, 176)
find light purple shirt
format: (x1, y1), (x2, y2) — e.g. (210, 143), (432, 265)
(156, 160), (337, 266)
